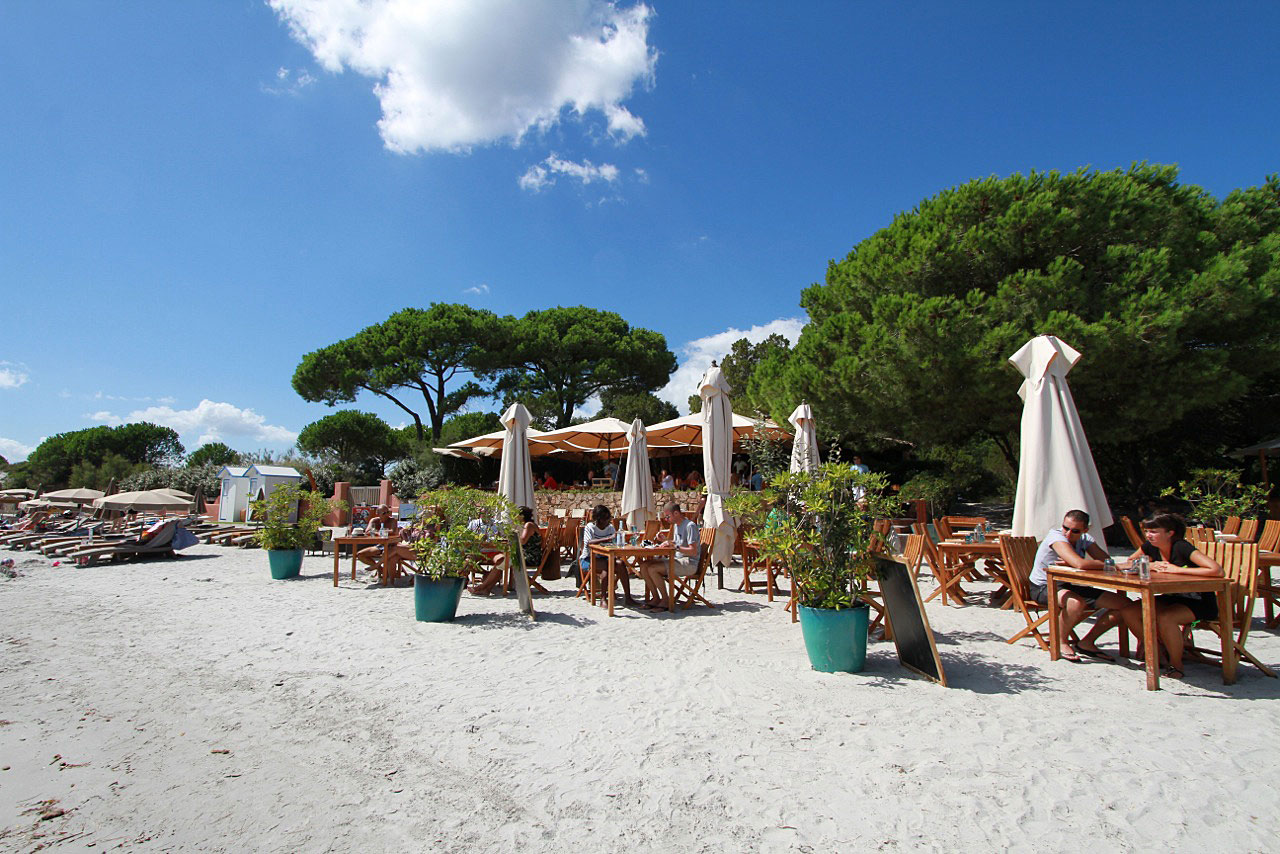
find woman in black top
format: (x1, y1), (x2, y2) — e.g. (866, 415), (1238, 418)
(1117, 513), (1223, 678)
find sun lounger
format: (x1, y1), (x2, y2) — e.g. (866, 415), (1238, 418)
(65, 520), (180, 565)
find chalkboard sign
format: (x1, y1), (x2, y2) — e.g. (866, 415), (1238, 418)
(513, 538), (537, 621)
(873, 555), (946, 686)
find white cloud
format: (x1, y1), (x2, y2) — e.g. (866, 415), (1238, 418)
(573, 394), (603, 420)
(519, 154), (620, 192)
(262, 66), (316, 96)
(88, 399), (298, 449)
(0, 362), (29, 389)
(269, 0), (656, 153)
(657, 317), (808, 413)
(85, 411), (125, 427)
(0, 436), (36, 462)
(463, 283), (491, 296)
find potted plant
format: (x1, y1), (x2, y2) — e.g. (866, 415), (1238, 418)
(410, 486), (518, 622)
(729, 462), (897, 673)
(251, 483), (341, 579)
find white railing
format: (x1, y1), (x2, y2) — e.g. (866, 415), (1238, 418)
(350, 486), (381, 506)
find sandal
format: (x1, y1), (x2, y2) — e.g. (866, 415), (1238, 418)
(1073, 643), (1115, 662)
(1161, 666), (1185, 679)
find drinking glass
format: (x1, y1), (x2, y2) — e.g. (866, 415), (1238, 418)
(1136, 556), (1151, 580)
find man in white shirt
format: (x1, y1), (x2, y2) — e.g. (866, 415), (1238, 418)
(1029, 509), (1128, 663)
(637, 502), (701, 610)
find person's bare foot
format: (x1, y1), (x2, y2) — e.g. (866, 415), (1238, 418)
(1059, 644), (1081, 662)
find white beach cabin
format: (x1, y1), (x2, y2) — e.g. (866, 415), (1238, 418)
(216, 466), (251, 523)
(242, 465), (304, 523)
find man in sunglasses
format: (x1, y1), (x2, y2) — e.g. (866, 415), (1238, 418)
(1029, 509), (1129, 663)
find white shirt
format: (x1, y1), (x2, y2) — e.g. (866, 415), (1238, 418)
(1030, 527), (1095, 587)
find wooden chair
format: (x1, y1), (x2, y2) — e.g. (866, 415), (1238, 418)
(900, 533), (927, 583)
(1222, 516), (1242, 536)
(1120, 516), (1144, 550)
(1256, 519), (1280, 553)
(1187, 542), (1275, 678)
(940, 515), (988, 535)
(504, 521), (558, 594)
(1186, 527), (1217, 548)
(932, 517), (955, 542)
(559, 517), (581, 567)
(1238, 519), (1260, 542)
(999, 535), (1052, 650)
(643, 519), (663, 540)
(1250, 520), (1280, 627)
(912, 522), (976, 606)
(672, 528), (716, 610)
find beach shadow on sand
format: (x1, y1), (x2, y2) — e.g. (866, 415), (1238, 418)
(856, 648), (1053, 694)
(460, 611), (592, 630)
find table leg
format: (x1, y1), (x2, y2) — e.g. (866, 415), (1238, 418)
(766, 557), (775, 602)
(668, 554), (675, 612)
(381, 546), (391, 587)
(1141, 589), (1159, 691)
(333, 545), (340, 587)
(588, 552), (596, 605)
(1218, 583), (1237, 685)
(608, 553), (616, 617)
(1046, 576), (1060, 660)
(350, 548), (358, 581)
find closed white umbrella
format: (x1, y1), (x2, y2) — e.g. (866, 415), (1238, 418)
(620, 418), (656, 531)
(1009, 335), (1113, 537)
(787, 403), (820, 473)
(497, 403), (537, 513)
(700, 365), (737, 568)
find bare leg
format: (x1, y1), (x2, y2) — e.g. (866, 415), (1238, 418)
(470, 557), (504, 595)
(1156, 604), (1195, 676)
(1058, 591), (1087, 658)
(1076, 593), (1130, 654)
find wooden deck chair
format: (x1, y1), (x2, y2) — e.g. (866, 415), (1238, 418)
(1253, 520), (1280, 625)
(901, 533), (927, 583)
(1186, 527), (1216, 548)
(932, 517), (955, 542)
(672, 527), (716, 610)
(559, 517), (581, 567)
(940, 516), (988, 535)
(999, 535), (1052, 650)
(1121, 516), (1144, 550)
(1237, 519), (1260, 542)
(1187, 542), (1275, 678)
(1256, 520), (1280, 553)
(1222, 516), (1242, 536)
(913, 523), (976, 606)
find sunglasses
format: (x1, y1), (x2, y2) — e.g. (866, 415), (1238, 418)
(1063, 526), (1087, 535)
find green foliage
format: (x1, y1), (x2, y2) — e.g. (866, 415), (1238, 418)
(69, 453), (150, 491)
(485, 307), (676, 429)
(119, 462), (223, 498)
(293, 303), (498, 442)
(1160, 468), (1269, 528)
(598, 388), (678, 425)
(388, 456), (445, 501)
(297, 410), (408, 477)
(24, 423), (184, 489)
(688, 336), (793, 415)
(741, 419), (791, 483)
(760, 165), (1280, 502)
(410, 487), (518, 581)
(898, 472), (955, 519)
(250, 483), (345, 551)
(438, 411), (503, 445)
(187, 442), (242, 468)
(727, 463), (899, 607)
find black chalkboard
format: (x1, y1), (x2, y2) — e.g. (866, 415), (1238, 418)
(873, 555), (946, 686)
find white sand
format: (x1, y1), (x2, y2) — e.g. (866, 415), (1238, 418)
(3, 544), (1280, 852)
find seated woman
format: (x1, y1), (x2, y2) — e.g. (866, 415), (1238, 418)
(470, 506), (542, 596)
(1117, 513), (1223, 679)
(578, 504), (637, 607)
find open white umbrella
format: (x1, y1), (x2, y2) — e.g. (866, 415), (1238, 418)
(620, 418), (656, 531)
(158, 487), (194, 501)
(700, 365), (737, 568)
(37, 487), (105, 505)
(94, 490), (192, 513)
(447, 426), (558, 457)
(645, 411), (790, 450)
(536, 416), (634, 457)
(1009, 335), (1113, 537)
(497, 403), (537, 513)
(788, 403), (820, 473)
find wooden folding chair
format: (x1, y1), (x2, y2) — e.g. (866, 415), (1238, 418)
(1222, 516), (1242, 537)
(1121, 516), (1144, 550)
(1186, 527), (1217, 548)
(559, 517), (581, 567)
(1238, 519), (1260, 543)
(940, 515), (988, 535)
(537, 517), (562, 580)
(643, 519), (663, 540)
(672, 528), (716, 610)
(1187, 541), (1275, 678)
(933, 517), (955, 542)
(999, 535), (1052, 650)
(1254, 520), (1280, 626)
(901, 533), (926, 583)
(913, 522), (976, 606)
(1257, 519), (1280, 553)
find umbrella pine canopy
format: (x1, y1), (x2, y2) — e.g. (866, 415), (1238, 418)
(1009, 335), (1113, 537)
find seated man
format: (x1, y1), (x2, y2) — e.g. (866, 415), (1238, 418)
(637, 502), (701, 610)
(1030, 509), (1128, 662)
(356, 505), (398, 567)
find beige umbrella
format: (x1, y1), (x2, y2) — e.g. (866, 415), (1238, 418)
(19, 498), (79, 511)
(497, 403), (537, 513)
(645, 412), (790, 450)
(94, 490), (192, 513)
(700, 365), (737, 568)
(42, 487), (106, 505)
(449, 427), (559, 457)
(620, 418), (656, 531)
(788, 403), (820, 473)
(536, 416), (634, 457)
(158, 487), (195, 501)
(432, 447), (481, 461)
(0, 488), (37, 498)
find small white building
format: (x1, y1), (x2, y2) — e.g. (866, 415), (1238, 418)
(216, 466), (251, 523)
(242, 465), (304, 523)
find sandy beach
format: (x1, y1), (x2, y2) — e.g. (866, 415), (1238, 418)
(3, 544), (1280, 852)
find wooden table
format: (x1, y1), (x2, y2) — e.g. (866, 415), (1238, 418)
(332, 535), (398, 586)
(1045, 566), (1234, 691)
(589, 543), (676, 617)
(936, 539), (1008, 606)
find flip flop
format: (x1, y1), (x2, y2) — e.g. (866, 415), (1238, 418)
(1059, 649), (1081, 663)
(1073, 644), (1115, 662)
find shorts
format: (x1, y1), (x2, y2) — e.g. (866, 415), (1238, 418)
(1158, 593), (1220, 623)
(1028, 581), (1108, 609)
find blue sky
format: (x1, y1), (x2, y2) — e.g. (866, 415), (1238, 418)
(2, 1), (1277, 462)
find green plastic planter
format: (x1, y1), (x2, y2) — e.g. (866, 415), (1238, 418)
(798, 603), (869, 673)
(266, 548), (304, 580)
(414, 574), (466, 622)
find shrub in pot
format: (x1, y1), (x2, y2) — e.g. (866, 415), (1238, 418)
(729, 462), (898, 672)
(251, 483), (343, 579)
(410, 487), (518, 622)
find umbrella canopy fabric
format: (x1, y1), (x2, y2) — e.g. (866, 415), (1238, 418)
(447, 427), (559, 457)
(158, 487), (195, 501)
(94, 490), (193, 513)
(19, 498), (79, 511)
(42, 487), (106, 505)
(700, 366), (737, 567)
(620, 418), (656, 531)
(1009, 335), (1113, 537)
(432, 447), (481, 461)
(0, 488), (37, 498)
(535, 416), (635, 455)
(645, 412), (790, 450)
(497, 403), (537, 513)
(788, 403), (820, 473)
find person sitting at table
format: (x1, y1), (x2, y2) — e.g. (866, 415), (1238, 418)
(1116, 513), (1223, 679)
(685, 470), (703, 490)
(542, 472), (559, 491)
(636, 502), (701, 610)
(356, 505), (398, 567)
(660, 470), (675, 491)
(578, 504), (638, 607)
(1030, 509), (1130, 663)
(470, 506), (543, 596)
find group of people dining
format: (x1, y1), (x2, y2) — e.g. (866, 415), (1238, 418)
(1032, 508), (1224, 679)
